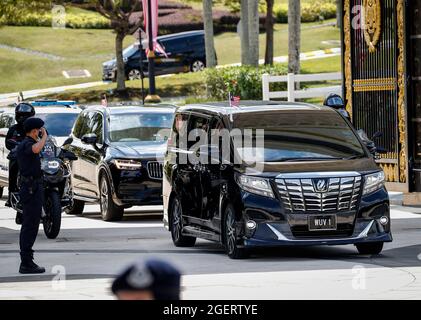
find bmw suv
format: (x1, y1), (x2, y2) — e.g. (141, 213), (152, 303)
(163, 101), (392, 259)
(66, 104), (175, 221)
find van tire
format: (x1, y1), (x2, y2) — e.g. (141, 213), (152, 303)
(356, 242), (384, 255)
(223, 204), (249, 259)
(170, 197), (196, 247)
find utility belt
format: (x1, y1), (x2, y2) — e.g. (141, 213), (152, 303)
(19, 176), (42, 195)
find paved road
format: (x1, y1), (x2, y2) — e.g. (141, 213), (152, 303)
(0, 188), (421, 300)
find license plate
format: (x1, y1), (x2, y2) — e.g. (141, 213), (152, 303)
(308, 215), (337, 231)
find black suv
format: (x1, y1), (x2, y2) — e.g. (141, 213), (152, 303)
(103, 31), (209, 81)
(66, 104), (175, 221)
(163, 101), (392, 259)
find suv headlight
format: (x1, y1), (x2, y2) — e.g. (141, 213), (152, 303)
(363, 171), (385, 195)
(236, 174), (275, 198)
(113, 159), (142, 170)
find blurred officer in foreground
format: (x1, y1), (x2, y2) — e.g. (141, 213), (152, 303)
(17, 117), (47, 274)
(111, 259), (181, 300)
(5, 103), (35, 211)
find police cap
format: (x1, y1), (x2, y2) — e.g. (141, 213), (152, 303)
(23, 117), (44, 133)
(111, 259), (181, 300)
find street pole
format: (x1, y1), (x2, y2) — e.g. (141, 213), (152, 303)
(139, 28), (145, 105)
(145, 0), (161, 103)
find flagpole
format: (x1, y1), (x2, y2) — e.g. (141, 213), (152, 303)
(145, 0), (161, 103)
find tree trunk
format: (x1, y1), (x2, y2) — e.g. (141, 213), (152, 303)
(264, 0), (274, 65)
(240, 0), (250, 65)
(115, 32), (126, 92)
(202, 0), (216, 68)
(288, 0), (301, 75)
(248, 0), (260, 67)
(336, 0), (341, 28)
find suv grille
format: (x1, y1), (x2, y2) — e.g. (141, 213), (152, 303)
(147, 161), (163, 180)
(275, 176), (362, 213)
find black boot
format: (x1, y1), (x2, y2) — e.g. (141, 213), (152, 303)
(19, 260), (46, 274)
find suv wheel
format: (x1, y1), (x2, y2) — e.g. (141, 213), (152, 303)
(224, 204), (248, 259)
(356, 242), (384, 255)
(170, 197), (196, 247)
(127, 69), (141, 80)
(100, 175), (124, 221)
(190, 60), (205, 72)
(65, 199), (85, 215)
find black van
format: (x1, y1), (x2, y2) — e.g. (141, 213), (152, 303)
(162, 101), (392, 259)
(103, 30), (209, 81)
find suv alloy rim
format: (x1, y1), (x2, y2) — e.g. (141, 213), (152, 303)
(172, 200), (182, 241)
(128, 69), (141, 80)
(100, 178), (108, 217)
(226, 209), (236, 255)
(191, 60), (205, 72)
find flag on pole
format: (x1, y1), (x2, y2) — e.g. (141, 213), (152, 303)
(229, 92), (241, 108)
(141, 0), (167, 57)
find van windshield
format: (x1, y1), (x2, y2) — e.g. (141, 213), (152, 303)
(233, 110), (366, 162)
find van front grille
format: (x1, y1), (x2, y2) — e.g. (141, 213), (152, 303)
(147, 161), (163, 180)
(275, 176), (362, 213)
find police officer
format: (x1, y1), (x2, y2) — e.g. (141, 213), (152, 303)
(17, 117), (47, 274)
(111, 259), (181, 300)
(5, 103), (35, 218)
(323, 93), (351, 121)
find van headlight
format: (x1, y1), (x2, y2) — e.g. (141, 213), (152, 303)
(363, 171), (385, 195)
(235, 174), (275, 198)
(113, 159), (142, 170)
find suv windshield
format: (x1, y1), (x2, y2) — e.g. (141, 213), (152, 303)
(109, 112), (174, 143)
(233, 110), (366, 162)
(37, 113), (79, 137)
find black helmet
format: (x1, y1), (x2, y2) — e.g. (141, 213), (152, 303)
(15, 103), (35, 124)
(323, 93), (345, 109)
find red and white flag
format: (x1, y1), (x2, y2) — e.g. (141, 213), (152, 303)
(229, 92), (241, 108)
(141, 0), (167, 57)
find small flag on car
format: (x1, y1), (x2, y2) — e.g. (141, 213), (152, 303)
(229, 92), (241, 108)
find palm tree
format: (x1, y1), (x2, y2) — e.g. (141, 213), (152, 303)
(264, 0), (275, 65)
(202, 0), (217, 68)
(288, 0), (301, 75)
(248, 0), (260, 66)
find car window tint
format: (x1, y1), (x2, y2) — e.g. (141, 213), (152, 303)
(37, 113), (79, 137)
(170, 112), (189, 149)
(91, 112), (103, 144)
(73, 112), (87, 139)
(188, 114), (210, 149)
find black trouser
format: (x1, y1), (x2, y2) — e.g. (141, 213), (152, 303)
(19, 179), (43, 264)
(8, 160), (18, 199)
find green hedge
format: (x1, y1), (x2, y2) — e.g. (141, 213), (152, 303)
(204, 64), (288, 101)
(274, 1), (337, 23)
(2, 7), (110, 29)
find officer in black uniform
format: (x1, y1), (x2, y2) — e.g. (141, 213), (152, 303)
(111, 259), (181, 300)
(5, 103), (35, 214)
(17, 117), (47, 274)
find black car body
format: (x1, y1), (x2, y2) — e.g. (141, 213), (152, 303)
(103, 31), (209, 81)
(66, 104), (175, 221)
(163, 101), (392, 259)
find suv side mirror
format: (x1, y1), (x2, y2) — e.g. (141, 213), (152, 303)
(81, 133), (97, 145)
(62, 137), (73, 146)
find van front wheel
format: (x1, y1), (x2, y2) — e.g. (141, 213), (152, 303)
(356, 242), (384, 255)
(224, 204), (248, 259)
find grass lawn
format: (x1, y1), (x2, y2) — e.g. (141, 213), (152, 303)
(0, 21), (339, 94)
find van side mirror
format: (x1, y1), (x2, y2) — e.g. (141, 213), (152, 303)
(81, 133), (97, 145)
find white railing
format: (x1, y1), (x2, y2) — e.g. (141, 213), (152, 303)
(262, 72), (342, 102)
